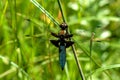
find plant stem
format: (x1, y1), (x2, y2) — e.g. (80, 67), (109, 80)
(89, 32), (95, 80)
(57, 0), (86, 80)
(57, 0), (66, 22)
(71, 45), (86, 80)
(30, 0), (59, 27)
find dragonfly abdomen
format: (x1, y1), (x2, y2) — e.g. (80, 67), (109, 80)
(59, 45), (66, 70)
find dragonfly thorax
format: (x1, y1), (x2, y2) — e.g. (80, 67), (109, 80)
(59, 30), (66, 35)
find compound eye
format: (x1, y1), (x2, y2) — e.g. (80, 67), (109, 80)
(60, 23), (68, 30)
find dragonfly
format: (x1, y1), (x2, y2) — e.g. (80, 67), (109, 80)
(31, 0), (85, 79)
(50, 23), (74, 70)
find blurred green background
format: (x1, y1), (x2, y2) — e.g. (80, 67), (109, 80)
(0, 0), (120, 80)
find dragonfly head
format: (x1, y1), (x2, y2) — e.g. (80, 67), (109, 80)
(60, 23), (68, 30)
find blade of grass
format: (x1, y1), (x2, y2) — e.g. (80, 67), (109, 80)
(74, 39), (112, 80)
(0, 55), (32, 80)
(30, 0), (59, 27)
(8, 0), (27, 79)
(0, 0), (8, 26)
(65, 62), (70, 80)
(57, 0), (86, 80)
(89, 32), (95, 80)
(0, 67), (16, 78)
(89, 64), (120, 77)
(57, 0), (66, 22)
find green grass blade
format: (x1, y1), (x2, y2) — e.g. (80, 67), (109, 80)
(74, 39), (112, 80)
(0, 55), (32, 80)
(30, 0), (59, 26)
(57, 0), (86, 79)
(57, 0), (66, 22)
(88, 64), (120, 78)
(89, 33), (95, 80)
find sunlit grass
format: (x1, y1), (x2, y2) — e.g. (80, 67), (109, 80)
(0, 0), (120, 80)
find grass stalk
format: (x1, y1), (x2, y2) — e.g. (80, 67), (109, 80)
(57, 0), (86, 80)
(30, 0), (59, 27)
(89, 32), (95, 80)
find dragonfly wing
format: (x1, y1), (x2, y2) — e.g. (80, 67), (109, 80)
(50, 40), (59, 47)
(65, 41), (74, 48)
(51, 32), (59, 38)
(59, 45), (66, 70)
(64, 34), (73, 38)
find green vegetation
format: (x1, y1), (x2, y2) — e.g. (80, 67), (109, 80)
(0, 0), (120, 80)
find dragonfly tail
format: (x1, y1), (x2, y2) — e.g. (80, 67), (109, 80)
(59, 45), (66, 70)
